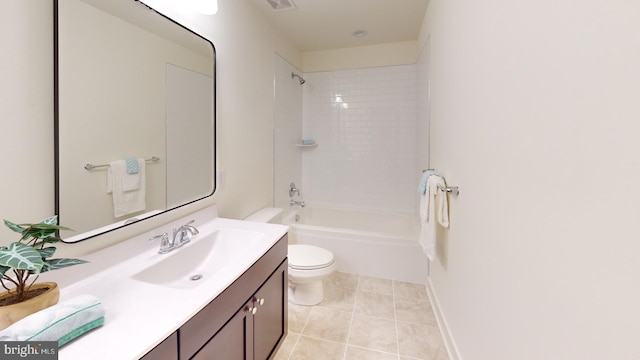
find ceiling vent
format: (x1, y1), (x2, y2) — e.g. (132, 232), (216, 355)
(265, 0), (297, 11)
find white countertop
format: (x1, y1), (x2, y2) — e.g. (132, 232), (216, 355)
(43, 206), (288, 360)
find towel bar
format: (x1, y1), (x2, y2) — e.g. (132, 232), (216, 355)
(437, 184), (460, 196)
(84, 156), (160, 170)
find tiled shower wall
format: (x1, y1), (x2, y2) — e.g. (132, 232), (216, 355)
(302, 65), (419, 213)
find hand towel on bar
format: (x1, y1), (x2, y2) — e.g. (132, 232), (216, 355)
(437, 181), (450, 229)
(107, 159), (146, 217)
(0, 294), (105, 347)
(418, 170), (441, 195)
(124, 156), (139, 174)
(419, 174), (449, 260)
(107, 158), (143, 193)
(418, 192), (431, 259)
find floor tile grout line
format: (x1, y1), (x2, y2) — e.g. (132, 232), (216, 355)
(287, 300), (315, 360)
(342, 273), (361, 360)
(392, 280), (402, 360)
(296, 333), (349, 345)
(285, 332), (300, 360)
(347, 343), (404, 357)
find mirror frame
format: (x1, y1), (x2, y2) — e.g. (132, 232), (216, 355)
(53, 0), (217, 243)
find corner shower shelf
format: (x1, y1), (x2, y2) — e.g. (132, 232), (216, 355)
(296, 143), (318, 148)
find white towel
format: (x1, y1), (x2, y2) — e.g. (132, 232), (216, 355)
(436, 185), (450, 229)
(107, 158), (144, 193)
(419, 175), (450, 260)
(107, 159), (146, 217)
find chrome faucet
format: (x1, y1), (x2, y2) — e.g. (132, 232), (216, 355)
(149, 220), (199, 254)
(290, 199), (305, 208)
(173, 220), (199, 247)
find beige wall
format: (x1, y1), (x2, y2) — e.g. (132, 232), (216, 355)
(0, 1), (54, 239)
(420, 1), (640, 359)
(0, 0), (300, 257)
(303, 41), (418, 72)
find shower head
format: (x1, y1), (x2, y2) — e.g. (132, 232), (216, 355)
(291, 72), (306, 85)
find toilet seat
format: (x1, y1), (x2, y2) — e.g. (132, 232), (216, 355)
(288, 244), (335, 270)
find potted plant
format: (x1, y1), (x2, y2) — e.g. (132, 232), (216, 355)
(0, 215), (87, 330)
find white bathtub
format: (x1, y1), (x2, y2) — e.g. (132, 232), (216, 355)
(283, 206), (428, 284)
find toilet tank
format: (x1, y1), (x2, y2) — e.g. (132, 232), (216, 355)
(244, 208), (283, 224)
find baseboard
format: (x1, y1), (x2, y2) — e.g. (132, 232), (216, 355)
(426, 277), (462, 360)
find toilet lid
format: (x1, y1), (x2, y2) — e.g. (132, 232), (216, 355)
(288, 244), (335, 270)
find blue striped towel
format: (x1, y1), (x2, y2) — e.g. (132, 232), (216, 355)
(124, 156), (139, 174)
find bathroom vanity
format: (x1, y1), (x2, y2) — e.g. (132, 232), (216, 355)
(143, 235), (287, 360)
(46, 206), (288, 359)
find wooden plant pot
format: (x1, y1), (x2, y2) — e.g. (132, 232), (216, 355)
(0, 282), (60, 330)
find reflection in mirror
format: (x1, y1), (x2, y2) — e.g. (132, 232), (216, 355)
(55, 0), (216, 242)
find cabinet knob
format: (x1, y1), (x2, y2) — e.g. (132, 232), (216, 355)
(253, 296), (265, 306)
(246, 305), (257, 315)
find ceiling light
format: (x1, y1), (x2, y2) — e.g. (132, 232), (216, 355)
(352, 30), (368, 38)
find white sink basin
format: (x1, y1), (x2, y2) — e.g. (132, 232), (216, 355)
(131, 228), (263, 289)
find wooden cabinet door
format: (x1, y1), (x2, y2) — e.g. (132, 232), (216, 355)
(191, 301), (254, 360)
(253, 261), (287, 360)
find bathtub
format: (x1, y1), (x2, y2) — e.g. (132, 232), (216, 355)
(283, 206), (429, 284)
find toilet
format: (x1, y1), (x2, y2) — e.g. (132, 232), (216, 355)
(244, 207), (337, 306)
(287, 244), (337, 305)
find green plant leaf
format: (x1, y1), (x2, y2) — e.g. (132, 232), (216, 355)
(22, 226), (57, 240)
(39, 247), (56, 259)
(36, 216), (72, 231)
(5, 217), (74, 244)
(3, 219), (25, 234)
(33, 236), (62, 248)
(0, 264), (9, 277)
(41, 258), (88, 272)
(40, 216), (58, 226)
(0, 243), (44, 272)
(23, 224), (72, 239)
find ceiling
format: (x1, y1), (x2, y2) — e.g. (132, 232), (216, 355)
(248, 0), (430, 52)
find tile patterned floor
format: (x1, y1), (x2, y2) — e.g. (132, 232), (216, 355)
(274, 272), (449, 360)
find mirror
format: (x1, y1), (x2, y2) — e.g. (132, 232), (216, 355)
(55, 0), (216, 242)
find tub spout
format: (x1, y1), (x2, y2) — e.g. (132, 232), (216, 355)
(290, 199), (305, 208)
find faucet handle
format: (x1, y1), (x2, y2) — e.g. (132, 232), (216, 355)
(149, 233), (168, 242)
(150, 233), (172, 254)
(289, 182), (301, 197)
